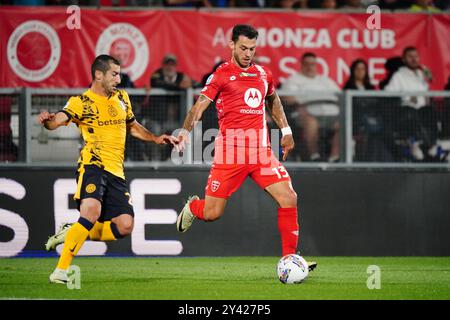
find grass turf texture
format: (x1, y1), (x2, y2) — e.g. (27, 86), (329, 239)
(0, 257), (449, 300)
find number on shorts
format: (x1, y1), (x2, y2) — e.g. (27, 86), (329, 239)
(272, 166), (289, 179)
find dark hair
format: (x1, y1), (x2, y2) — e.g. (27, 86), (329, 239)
(402, 46), (417, 57)
(344, 59), (374, 90)
(301, 52), (317, 62)
(91, 55), (120, 80)
(231, 24), (259, 42)
(379, 56), (403, 90)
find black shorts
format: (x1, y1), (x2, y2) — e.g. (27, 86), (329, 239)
(75, 165), (134, 222)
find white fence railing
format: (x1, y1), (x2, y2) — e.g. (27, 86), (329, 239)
(1, 88), (450, 168)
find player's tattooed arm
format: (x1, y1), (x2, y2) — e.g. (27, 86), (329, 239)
(181, 94), (211, 132)
(267, 91), (295, 160)
(266, 91), (290, 130)
(175, 94), (211, 152)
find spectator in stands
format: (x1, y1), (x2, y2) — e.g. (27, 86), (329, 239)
(409, 0), (441, 12)
(281, 52), (341, 162)
(117, 72), (134, 89)
(320, 0), (337, 9)
(150, 54), (193, 160)
(14, 0), (45, 4)
(151, 54), (193, 91)
(343, 59), (375, 91)
(46, 0), (134, 5)
(207, 0), (229, 6)
(442, 77), (450, 160)
(344, 59), (392, 162)
(269, 0), (303, 8)
(384, 46), (438, 161)
(126, 0), (164, 4)
(338, 0), (364, 9)
(378, 0), (412, 10)
(0, 96), (18, 162)
(435, 0), (449, 10)
(379, 56), (403, 90)
(98, 0), (127, 5)
(378, 56), (405, 161)
(164, 0), (212, 6)
(229, 0), (267, 7)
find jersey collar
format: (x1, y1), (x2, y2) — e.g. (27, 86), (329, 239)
(88, 88), (117, 101)
(229, 59), (255, 72)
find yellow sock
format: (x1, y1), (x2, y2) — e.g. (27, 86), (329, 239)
(89, 221), (104, 241)
(56, 222), (89, 270)
(100, 221), (117, 241)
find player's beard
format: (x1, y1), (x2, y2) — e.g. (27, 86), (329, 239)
(103, 80), (117, 96)
(233, 51), (251, 69)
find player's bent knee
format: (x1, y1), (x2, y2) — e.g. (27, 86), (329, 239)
(80, 201), (101, 222)
(116, 216), (134, 236)
(279, 190), (298, 208)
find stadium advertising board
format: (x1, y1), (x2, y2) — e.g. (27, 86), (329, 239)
(0, 8), (449, 89)
(1, 168), (450, 257)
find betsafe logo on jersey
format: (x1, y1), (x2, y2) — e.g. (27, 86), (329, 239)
(98, 119), (126, 126)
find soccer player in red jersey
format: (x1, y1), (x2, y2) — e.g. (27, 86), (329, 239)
(175, 24), (316, 270)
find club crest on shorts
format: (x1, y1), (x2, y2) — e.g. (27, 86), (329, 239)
(85, 184), (96, 193)
(211, 180), (220, 192)
(125, 192), (133, 206)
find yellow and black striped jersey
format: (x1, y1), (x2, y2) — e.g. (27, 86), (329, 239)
(62, 89), (135, 179)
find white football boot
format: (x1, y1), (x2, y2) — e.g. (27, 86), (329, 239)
(49, 268), (68, 284)
(176, 195), (199, 233)
(45, 222), (73, 251)
(296, 252), (317, 272)
(307, 261), (318, 272)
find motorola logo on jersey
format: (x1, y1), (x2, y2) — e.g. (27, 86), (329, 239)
(244, 88), (262, 109)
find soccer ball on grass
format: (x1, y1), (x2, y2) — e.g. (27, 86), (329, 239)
(276, 254), (309, 284)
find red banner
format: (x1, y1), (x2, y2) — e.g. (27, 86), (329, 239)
(1, 7), (449, 89)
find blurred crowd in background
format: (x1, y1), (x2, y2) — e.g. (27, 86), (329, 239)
(1, 1), (449, 164)
(3, 0), (449, 11)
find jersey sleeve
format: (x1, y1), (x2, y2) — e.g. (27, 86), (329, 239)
(122, 90), (135, 123)
(265, 67), (276, 96)
(61, 96), (83, 125)
(200, 70), (223, 101)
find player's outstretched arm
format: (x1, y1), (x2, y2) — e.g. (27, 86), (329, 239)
(266, 91), (295, 161)
(266, 91), (290, 129)
(176, 94), (211, 152)
(127, 120), (179, 146)
(38, 111), (69, 130)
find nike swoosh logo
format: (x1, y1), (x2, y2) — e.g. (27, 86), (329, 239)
(69, 244), (78, 253)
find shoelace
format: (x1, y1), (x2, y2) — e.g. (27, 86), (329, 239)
(185, 212), (195, 224)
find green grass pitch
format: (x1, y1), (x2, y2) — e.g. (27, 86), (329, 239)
(0, 257), (449, 300)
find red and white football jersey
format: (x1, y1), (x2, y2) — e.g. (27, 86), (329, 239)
(200, 60), (275, 149)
